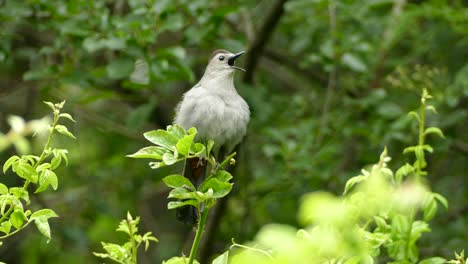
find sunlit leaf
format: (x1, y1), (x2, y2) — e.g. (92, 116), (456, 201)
(3, 155), (19, 174)
(163, 174), (195, 190)
(144, 130), (178, 150)
(126, 146), (168, 159)
(212, 251), (229, 264)
(55, 125), (76, 139)
(176, 133), (196, 156)
(167, 200), (198, 209)
(424, 127), (445, 138)
(10, 209), (26, 229)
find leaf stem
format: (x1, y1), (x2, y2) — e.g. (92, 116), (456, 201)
(0, 220), (32, 240)
(0, 108), (60, 234)
(129, 218), (138, 264)
(415, 89), (427, 182)
(230, 239), (277, 263)
(24, 110), (60, 190)
(0, 206), (14, 224)
(188, 207), (209, 264)
(218, 152), (237, 171)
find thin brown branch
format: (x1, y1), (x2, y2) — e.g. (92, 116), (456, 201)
(263, 48), (328, 86)
(74, 107), (145, 140)
(243, 0), (289, 83)
(369, 0), (407, 88)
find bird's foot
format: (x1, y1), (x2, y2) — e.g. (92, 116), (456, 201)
(196, 156), (206, 168)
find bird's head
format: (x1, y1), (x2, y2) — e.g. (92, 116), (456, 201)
(204, 50), (245, 77)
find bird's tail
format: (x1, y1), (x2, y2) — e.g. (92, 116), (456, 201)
(176, 157), (207, 225)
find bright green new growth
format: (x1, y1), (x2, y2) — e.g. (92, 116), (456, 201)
(227, 88), (449, 264)
(129, 124), (236, 264)
(0, 101), (75, 246)
(94, 212), (158, 264)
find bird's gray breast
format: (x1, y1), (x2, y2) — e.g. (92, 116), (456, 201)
(174, 86), (250, 150)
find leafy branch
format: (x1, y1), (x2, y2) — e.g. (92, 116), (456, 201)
(0, 101), (75, 245)
(128, 124), (236, 264)
(94, 212), (158, 264)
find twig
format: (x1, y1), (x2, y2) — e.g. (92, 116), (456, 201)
(243, 0), (289, 83)
(263, 48), (328, 86)
(230, 239), (277, 263)
(74, 107), (144, 140)
(316, 0), (338, 146)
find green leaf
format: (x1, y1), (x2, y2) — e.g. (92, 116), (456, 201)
(9, 187), (29, 203)
(168, 200), (198, 209)
(212, 251), (229, 264)
(422, 144), (433, 153)
(30, 209), (59, 220)
(201, 178), (232, 198)
(0, 183), (8, 195)
(392, 214), (409, 234)
(53, 149), (69, 166)
(423, 197), (437, 221)
(176, 133), (196, 156)
(395, 163), (414, 183)
(43, 101), (55, 111)
(206, 140), (215, 156)
(50, 156), (61, 170)
(168, 188), (198, 200)
(10, 209), (26, 229)
(343, 175), (367, 195)
(32, 209), (57, 241)
(343, 256), (360, 264)
(144, 130), (178, 150)
(163, 174), (195, 190)
(13, 161), (38, 183)
(433, 193), (448, 209)
(98, 242), (127, 260)
(55, 125), (76, 139)
(36, 163), (51, 172)
(411, 221), (430, 242)
(59, 113), (76, 122)
(408, 111), (421, 122)
(0, 221), (12, 234)
(0, 194), (23, 212)
(162, 153), (178, 165)
(3, 155), (19, 173)
(341, 53), (367, 72)
(424, 127), (445, 138)
(419, 257), (447, 264)
(142, 232), (159, 250)
(34, 217), (51, 242)
(126, 146), (168, 159)
(187, 127), (197, 135)
(403, 146), (416, 154)
(163, 256), (197, 264)
(35, 169), (58, 193)
(214, 170), (233, 182)
(192, 143), (205, 155)
(106, 57), (134, 79)
(374, 216), (389, 231)
(168, 125), (186, 139)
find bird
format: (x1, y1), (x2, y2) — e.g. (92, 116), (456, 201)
(173, 49), (250, 224)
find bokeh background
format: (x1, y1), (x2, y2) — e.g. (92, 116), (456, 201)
(0, 0), (466, 263)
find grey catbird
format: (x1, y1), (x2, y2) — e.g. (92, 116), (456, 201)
(174, 50), (250, 224)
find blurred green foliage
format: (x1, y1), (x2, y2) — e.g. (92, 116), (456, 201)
(0, 0), (466, 263)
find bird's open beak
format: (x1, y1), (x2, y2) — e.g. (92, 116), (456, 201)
(228, 51), (246, 72)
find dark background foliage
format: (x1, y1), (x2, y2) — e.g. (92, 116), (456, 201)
(0, 0), (466, 263)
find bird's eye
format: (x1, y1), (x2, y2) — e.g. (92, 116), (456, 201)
(218, 56), (225, 61)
